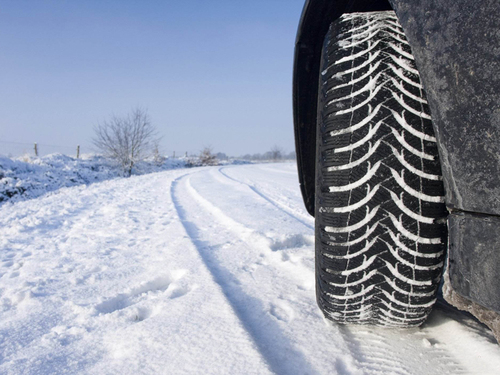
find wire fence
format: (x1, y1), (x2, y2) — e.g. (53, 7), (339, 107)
(0, 140), (193, 160)
(0, 140), (83, 158)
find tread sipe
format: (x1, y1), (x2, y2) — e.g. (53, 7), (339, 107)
(315, 11), (448, 327)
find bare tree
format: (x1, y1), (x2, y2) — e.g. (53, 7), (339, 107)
(199, 146), (218, 166)
(93, 108), (159, 176)
(270, 145), (283, 161)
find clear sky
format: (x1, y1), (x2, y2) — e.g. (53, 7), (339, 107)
(0, 0), (306, 157)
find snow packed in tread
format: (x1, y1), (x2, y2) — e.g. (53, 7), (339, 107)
(315, 11), (448, 327)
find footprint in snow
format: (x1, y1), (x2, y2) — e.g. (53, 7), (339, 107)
(95, 270), (191, 320)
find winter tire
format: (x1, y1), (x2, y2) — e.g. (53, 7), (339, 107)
(315, 11), (448, 327)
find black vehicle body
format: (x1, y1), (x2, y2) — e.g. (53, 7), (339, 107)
(293, 0), (500, 332)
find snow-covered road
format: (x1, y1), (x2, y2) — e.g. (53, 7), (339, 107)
(1, 163), (499, 374)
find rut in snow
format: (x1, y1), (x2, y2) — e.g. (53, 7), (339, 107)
(171, 174), (320, 375)
(217, 167), (314, 230)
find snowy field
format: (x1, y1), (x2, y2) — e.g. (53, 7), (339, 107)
(1, 163), (500, 374)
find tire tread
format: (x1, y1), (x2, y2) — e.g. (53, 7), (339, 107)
(315, 11), (447, 327)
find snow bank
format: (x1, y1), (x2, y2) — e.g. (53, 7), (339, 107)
(0, 154), (186, 205)
(0, 153), (254, 206)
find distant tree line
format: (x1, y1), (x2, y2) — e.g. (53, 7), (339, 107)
(239, 146), (296, 162)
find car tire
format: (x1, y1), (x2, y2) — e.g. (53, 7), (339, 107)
(315, 11), (448, 327)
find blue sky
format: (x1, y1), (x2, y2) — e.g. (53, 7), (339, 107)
(0, 0), (306, 157)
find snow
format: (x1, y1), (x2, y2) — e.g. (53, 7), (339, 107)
(1, 162), (500, 374)
(0, 154), (186, 205)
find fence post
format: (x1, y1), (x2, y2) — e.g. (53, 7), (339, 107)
(185, 152), (188, 157)
(34, 143), (38, 156)
(76, 145), (80, 159)
(173, 151), (175, 159)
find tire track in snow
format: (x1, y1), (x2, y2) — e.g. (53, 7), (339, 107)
(174, 170), (366, 375)
(171, 173), (320, 375)
(218, 167), (314, 230)
(184, 171), (315, 290)
(337, 324), (466, 375)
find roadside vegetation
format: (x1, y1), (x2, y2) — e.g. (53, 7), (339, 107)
(1, 109), (295, 205)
